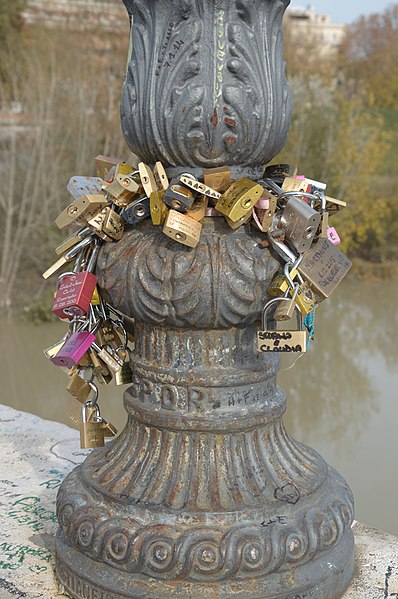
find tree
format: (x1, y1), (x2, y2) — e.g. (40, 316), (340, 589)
(338, 5), (398, 109)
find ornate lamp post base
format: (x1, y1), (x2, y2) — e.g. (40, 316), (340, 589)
(55, 222), (354, 599)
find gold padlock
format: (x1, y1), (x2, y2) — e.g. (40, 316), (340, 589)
(86, 208), (113, 242)
(267, 268), (298, 298)
(274, 287), (299, 322)
(257, 297), (307, 354)
(154, 162), (169, 190)
(163, 210), (202, 248)
(138, 162), (158, 197)
(95, 155), (119, 180)
(225, 209), (253, 230)
(101, 419), (118, 438)
(203, 166), (231, 193)
(292, 281), (318, 316)
(115, 361), (133, 386)
(255, 192), (278, 231)
(215, 178), (263, 222)
(80, 402), (105, 449)
(55, 195), (108, 229)
(66, 371), (92, 403)
(281, 177), (308, 193)
(150, 190), (169, 225)
(186, 195), (208, 222)
(102, 207), (124, 241)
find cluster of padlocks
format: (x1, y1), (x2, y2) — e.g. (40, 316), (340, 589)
(43, 156), (351, 448)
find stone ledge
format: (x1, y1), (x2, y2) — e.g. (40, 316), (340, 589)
(0, 403), (396, 599)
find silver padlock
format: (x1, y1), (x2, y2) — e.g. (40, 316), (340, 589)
(279, 196), (321, 253)
(257, 297), (307, 353)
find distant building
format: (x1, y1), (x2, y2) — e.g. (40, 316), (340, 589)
(23, 0), (127, 31)
(284, 6), (346, 55)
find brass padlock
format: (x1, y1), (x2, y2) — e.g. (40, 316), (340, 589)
(163, 209), (202, 248)
(215, 178), (263, 222)
(257, 297), (307, 354)
(95, 155), (119, 180)
(225, 209), (253, 230)
(66, 370), (92, 403)
(115, 361), (133, 386)
(138, 162), (158, 197)
(203, 166), (231, 193)
(87, 208), (113, 242)
(186, 195), (208, 222)
(55, 195), (108, 229)
(101, 419), (118, 438)
(292, 281), (318, 316)
(281, 177), (308, 193)
(150, 190), (169, 225)
(154, 162), (169, 190)
(102, 207), (125, 240)
(274, 284), (300, 321)
(267, 268), (299, 298)
(298, 238), (352, 300)
(55, 227), (93, 255)
(80, 401), (105, 449)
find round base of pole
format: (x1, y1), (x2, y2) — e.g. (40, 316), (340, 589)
(56, 527), (354, 599)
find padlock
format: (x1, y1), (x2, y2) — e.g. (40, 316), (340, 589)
(101, 207), (124, 240)
(51, 330), (96, 368)
(311, 191), (328, 238)
(88, 349), (113, 385)
(324, 195), (347, 215)
(267, 267), (299, 298)
(43, 333), (69, 359)
(86, 207), (114, 242)
(298, 238), (352, 300)
(91, 286), (101, 305)
(67, 176), (104, 200)
(215, 178), (263, 222)
(292, 280), (318, 316)
(115, 360), (133, 385)
(254, 191), (278, 232)
(80, 398), (105, 449)
(150, 190), (169, 225)
(154, 162), (169, 190)
(225, 209), (253, 230)
(279, 196), (321, 253)
(203, 166), (231, 193)
(179, 175), (221, 202)
(100, 419), (118, 438)
(52, 241), (100, 319)
(42, 236), (94, 279)
(122, 197), (151, 225)
(163, 178), (196, 213)
(163, 209), (202, 248)
(257, 297), (307, 353)
(55, 194), (108, 229)
(186, 195), (208, 222)
(66, 369), (92, 403)
(138, 162), (158, 197)
(103, 177), (140, 206)
(55, 227), (93, 255)
(273, 262), (300, 321)
(281, 177), (308, 193)
(95, 155), (119, 180)
(263, 163), (297, 185)
(327, 226), (341, 245)
(91, 342), (123, 374)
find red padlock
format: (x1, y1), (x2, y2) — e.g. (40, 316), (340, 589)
(52, 241), (100, 319)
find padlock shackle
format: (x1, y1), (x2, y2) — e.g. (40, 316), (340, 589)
(261, 296), (303, 330)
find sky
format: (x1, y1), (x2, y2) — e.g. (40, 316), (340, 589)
(288, 1), (395, 24)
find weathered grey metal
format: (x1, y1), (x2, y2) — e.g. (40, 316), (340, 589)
(56, 220), (355, 598)
(55, 0), (355, 596)
(120, 0), (292, 179)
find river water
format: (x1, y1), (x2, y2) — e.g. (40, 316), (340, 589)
(1, 279), (397, 535)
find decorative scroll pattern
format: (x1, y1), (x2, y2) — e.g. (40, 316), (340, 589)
(121, 0), (291, 170)
(97, 221), (279, 327)
(57, 469), (354, 581)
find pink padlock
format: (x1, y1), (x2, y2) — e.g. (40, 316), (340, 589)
(327, 226), (341, 245)
(51, 331), (96, 368)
